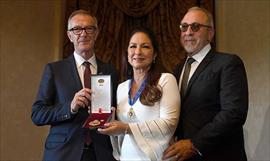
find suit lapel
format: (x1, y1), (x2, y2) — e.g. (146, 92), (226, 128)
(67, 55), (91, 119)
(67, 55), (82, 90)
(174, 62), (185, 84)
(96, 59), (104, 75)
(184, 49), (215, 98)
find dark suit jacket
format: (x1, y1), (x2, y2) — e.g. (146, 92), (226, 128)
(32, 55), (118, 161)
(173, 49), (248, 161)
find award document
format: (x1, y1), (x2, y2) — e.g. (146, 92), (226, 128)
(83, 75), (112, 129)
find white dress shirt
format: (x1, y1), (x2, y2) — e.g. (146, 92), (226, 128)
(179, 44), (211, 90)
(73, 52), (97, 87)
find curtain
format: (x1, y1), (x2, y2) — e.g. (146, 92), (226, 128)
(63, 0), (214, 81)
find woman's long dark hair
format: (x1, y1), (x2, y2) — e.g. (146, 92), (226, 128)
(125, 27), (162, 106)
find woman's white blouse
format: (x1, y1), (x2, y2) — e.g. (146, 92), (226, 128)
(111, 73), (180, 161)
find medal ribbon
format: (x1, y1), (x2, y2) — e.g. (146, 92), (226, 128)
(128, 78), (147, 106)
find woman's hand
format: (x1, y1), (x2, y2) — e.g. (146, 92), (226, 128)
(98, 121), (129, 136)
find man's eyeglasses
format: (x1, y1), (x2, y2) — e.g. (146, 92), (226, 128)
(69, 26), (97, 35)
(179, 22), (211, 32)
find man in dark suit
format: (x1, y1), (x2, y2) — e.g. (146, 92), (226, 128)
(163, 7), (248, 161)
(31, 10), (118, 161)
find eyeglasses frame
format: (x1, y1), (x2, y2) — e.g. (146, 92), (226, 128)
(179, 22), (212, 32)
(68, 26), (97, 35)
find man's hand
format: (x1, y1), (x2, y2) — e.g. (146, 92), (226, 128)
(71, 88), (91, 113)
(162, 139), (197, 161)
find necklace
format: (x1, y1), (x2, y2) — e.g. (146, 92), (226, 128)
(127, 77), (147, 119)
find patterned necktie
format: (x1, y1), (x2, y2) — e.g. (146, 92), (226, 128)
(82, 61), (92, 145)
(181, 57), (195, 98)
(83, 61), (91, 88)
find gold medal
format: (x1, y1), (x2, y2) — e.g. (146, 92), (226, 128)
(89, 119), (101, 126)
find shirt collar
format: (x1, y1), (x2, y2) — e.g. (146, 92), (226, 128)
(191, 43), (211, 63)
(73, 51), (97, 70)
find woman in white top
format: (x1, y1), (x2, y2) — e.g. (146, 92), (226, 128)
(98, 27), (180, 161)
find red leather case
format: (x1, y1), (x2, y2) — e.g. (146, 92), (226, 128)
(82, 112), (112, 129)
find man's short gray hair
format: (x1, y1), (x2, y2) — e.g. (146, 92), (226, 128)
(188, 6), (214, 28)
(67, 9), (98, 30)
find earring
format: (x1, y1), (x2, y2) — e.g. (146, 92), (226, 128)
(153, 55), (157, 63)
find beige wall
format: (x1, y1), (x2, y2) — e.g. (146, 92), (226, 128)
(0, 0), (64, 160)
(215, 0), (270, 160)
(0, 0), (269, 161)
